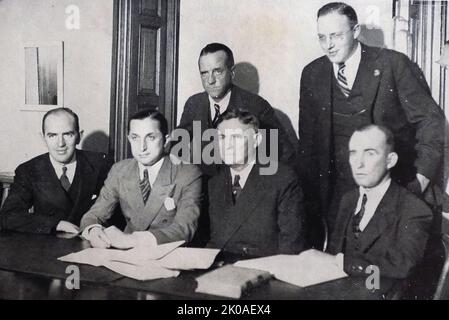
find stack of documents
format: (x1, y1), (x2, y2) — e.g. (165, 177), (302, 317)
(58, 241), (220, 281)
(234, 249), (348, 288)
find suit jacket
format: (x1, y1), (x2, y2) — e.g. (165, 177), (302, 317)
(327, 181), (433, 279)
(0, 150), (111, 234)
(177, 85), (296, 176)
(207, 162), (306, 257)
(298, 43), (445, 220)
(80, 155), (203, 244)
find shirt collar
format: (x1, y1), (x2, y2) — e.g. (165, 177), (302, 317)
(343, 41), (361, 69)
(332, 41), (361, 87)
(137, 156), (165, 186)
(49, 152), (77, 170)
(359, 177), (391, 202)
(229, 160), (256, 188)
(208, 88), (232, 113)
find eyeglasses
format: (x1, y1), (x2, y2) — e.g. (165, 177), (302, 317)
(318, 29), (353, 43)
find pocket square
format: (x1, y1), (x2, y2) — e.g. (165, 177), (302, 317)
(164, 197), (176, 211)
(91, 194), (98, 200)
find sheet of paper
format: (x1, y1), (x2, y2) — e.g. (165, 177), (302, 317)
(234, 249), (348, 288)
(57, 240), (184, 267)
(58, 248), (129, 267)
(156, 247), (221, 270)
(102, 260), (180, 281)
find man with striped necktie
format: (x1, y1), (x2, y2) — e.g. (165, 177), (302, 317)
(298, 2), (445, 247)
(80, 109), (202, 249)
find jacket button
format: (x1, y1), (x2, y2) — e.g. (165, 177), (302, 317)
(242, 247), (249, 255)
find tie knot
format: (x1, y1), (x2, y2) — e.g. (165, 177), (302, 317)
(361, 193), (368, 205)
(62, 166), (67, 174)
(214, 104), (220, 113)
(142, 169), (149, 181)
(233, 175), (241, 187)
(338, 62), (346, 72)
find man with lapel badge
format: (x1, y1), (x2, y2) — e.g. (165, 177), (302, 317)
(80, 109), (203, 249)
(327, 124), (432, 279)
(0, 107), (112, 234)
(206, 109), (306, 257)
(298, 2), (445, 243)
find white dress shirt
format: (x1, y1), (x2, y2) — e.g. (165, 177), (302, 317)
(332, 42), (362, 90)
(49, 154), (77, 184)
(208, 89), (232, 120)
(354, 178), (392, 231)
(229, 160), (256, 188)
(137, 156), (165, 187)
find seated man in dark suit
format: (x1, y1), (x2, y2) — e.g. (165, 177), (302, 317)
(80, 109), (202, 249)
(0, 107), (112, 234)
(327, 124), (433, 279)
(206, 109), (306, 257)
(176, 42), (296, 176)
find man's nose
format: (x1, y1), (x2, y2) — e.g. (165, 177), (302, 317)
(326, 38), (335, 50)
(139, 138), (147, 152)
(57, 135), (66, 147)
(207, 73), (216, 85)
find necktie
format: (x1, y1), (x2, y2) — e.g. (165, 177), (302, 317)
(140, 169), (151, 204)
(232, 175), (242, 204)
(212, 104), (220, 127)
(353, 193), (368, 237)
(337, 63), (351, 97)
(60, 166), (71, 192)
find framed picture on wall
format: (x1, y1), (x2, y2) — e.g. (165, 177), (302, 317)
(22, 41), (64, 112)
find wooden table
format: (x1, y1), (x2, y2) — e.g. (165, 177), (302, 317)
(0, 231), (399, 300)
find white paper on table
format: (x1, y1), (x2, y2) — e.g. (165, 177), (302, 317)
(110, 241), (185, 265)
(234, 249), (348, 288)
(58, 248), (129, 267)
(57, 240), (184, 267)
(156, 247), (221, 270)
(102, 260), (180, 281)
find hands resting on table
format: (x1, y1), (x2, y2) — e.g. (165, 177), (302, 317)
(85, 226), (157, 249)
(54, 221), (157, 249)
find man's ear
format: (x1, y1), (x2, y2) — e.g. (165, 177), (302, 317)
(230, 65), (236, 78)
(164, 134), (171, 149)
(76, 130), (84, 144)
(353, 24), (361, 39)
(254, 131), (262, 148)
(386, 152), (398, 170)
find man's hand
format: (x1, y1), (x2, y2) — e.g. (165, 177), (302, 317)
(103, 226), (158, 249)
(104, 226), (136, 249)
(89, 226), (112, 249)
(416, 173), (430, 193)
(56, 221), (80, 234)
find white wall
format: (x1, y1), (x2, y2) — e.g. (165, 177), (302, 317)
(0, 0), (114, 172)
(177, 0), (395, 138)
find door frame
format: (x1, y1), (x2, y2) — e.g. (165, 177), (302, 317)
(109, 0), (180, 161)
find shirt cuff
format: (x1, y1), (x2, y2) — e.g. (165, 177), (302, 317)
(81, 224), (103, 240)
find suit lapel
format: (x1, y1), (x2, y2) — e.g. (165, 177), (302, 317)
(34, 155), (72, 212)
(220, 163), (270, 245)
(140, 156), (176, 230)
(69, 151), (98, 215)
(351, 44), (382, 114)
(358, 183), (399, 252)
(332, 190), (359, 252)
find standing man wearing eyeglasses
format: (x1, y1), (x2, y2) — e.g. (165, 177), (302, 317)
(298, 2), (445, 246)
